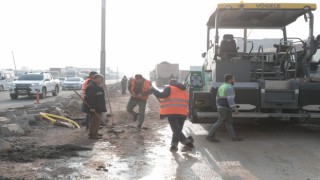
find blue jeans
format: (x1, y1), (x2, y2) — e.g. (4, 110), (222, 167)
(168, 117), (190, 146)
(208, 108), (237, 138)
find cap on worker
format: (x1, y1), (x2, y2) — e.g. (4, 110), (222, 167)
(92, 74), (104, 79)
(135, 74), (143, 79)
(168, 79), (178, 85)
(89, 71), (98, 77)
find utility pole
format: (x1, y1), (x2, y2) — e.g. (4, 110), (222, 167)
(100, 0), (106, 79)
(116, 66), (118, 83)
(11, 51), (17, 76)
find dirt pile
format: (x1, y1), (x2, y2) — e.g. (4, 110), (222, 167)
(0, 83), (167, 179)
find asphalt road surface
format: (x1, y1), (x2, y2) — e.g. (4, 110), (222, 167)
(0, 80), (119, 110)
(0, 90), (76, 110)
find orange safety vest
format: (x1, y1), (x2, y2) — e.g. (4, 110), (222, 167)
(160, 86), (188, 116)
(130, 79), (151, 100)
(81, 78), (92, 98)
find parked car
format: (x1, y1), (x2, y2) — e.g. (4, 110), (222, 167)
(0, 70), (16, 91)
(61, 77), (84, 90)
(55, 77), (67, 86)
(9, 72), (60, 99)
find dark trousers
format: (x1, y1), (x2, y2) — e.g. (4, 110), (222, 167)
(127, 97), (147, 128)
(121, 85), (127, 94)
(208, 108), (237, 138)
(168, 117), (191, 146)
(88, 112), (101, 137)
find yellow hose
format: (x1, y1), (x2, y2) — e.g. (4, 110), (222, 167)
(39, 112), (80, 128)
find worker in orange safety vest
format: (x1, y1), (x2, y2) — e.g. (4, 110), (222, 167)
(150, 79), (195, 152)
(127, 74), (152, 129)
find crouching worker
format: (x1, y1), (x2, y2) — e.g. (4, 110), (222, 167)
(83, 74), (107, 139)
(150, 79), (195, 152)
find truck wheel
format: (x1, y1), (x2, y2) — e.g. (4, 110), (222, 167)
(52, 86), (59, 96)
(40, 88), (47, 99)
(0, 85), (3, 92)
(10, 94), (18, 100)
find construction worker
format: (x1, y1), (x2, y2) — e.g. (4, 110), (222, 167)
(150, 79), (195, 152)
(191, 74), (202, 87)
(127, 74), (151, 129)
(81, 71), (98, 98)
(206, 74), (244, 142)
(121, 75), (128, 95)
(83, 74), (107, 139)
(169, 73), (175, 80)
(81, 71), (98, 128)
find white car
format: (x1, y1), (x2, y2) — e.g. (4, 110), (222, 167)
(55, 77), (67, 86)
(9, 72), (60, 99)
(61, 77), (84, 90)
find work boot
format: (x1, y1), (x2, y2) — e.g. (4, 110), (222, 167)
(169, 145), (178, 152)
(206, 136), (220, 143)
(181, 143), (195, 152)
(187, 136), (194, 143)
(231, 136), (244, 141)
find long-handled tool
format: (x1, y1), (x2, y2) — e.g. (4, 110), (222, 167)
(73, 90), (118, 136)
(102, 83), (114, 127)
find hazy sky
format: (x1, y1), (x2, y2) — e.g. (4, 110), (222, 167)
(0, 0), (319, 77)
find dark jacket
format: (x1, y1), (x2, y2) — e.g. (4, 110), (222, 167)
(83, 81), (107, 113)
(121, 77), (127, 86)
(152, 82), (187, 119)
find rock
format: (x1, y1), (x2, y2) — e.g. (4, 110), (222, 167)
(34, 114), (41, 121)
(50, 109), (65, 117)
(0, 117), (9, 125)
(16, 120), (31, 133)
(23, 114), (38, 125)
(36, 103), (52, 109)
(0, 124), (24, 137)
(27, 108), (49, 114)
(4, 110), (16, 119)
(9, 115), (17, 123)
(0, 110), (7, 117)
(55, 96), (71, 106)
(50, 103), (64, 109)
(65, 100), (82, 116)
(0, 139), (12, 153)
(14, 109), (27, 116)
(66, 99), (81, 109)
(48, 107), (65, 116)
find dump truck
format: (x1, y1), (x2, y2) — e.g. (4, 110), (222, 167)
(190, 2), (320, 123)
(151, 61), (179, 87)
